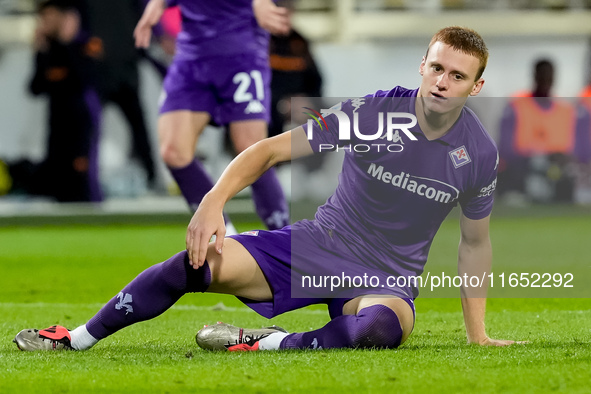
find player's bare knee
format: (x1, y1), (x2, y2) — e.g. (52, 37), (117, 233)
(160, 143), (192, 168)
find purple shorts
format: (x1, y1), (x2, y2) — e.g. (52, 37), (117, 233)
(229, 222), (416, 320)
(159, 53), (271, 125)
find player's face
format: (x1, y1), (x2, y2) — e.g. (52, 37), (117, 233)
(418, 41), (484, 114)
(38, 7), (63, 40)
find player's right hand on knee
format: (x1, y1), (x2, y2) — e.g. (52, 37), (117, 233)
(186, 196), (226, 268)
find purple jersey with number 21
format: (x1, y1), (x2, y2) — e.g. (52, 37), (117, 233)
(166, 0), (269, 60)
(160, 0), (271, 123)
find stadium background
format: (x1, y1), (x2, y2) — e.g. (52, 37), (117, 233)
(1, 0), (590, 204)
(0, 1), (590, 393)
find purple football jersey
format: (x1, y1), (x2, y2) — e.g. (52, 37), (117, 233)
(166, 0), (269, 60)
(302, 86), (499, 290)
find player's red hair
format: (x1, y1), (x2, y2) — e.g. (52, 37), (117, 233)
(427, 26), (489, 81)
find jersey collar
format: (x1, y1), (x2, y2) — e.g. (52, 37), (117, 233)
(408, 89), (466, 148)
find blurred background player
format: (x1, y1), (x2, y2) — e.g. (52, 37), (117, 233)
(577, 76), (591, 165)
(578, 37), (591, 163)
(498, 59), (583, 203)
(9, 0), (102, 202)
(575, 46), (591, 203)
(268, 1), (323, 139)
(152, 2), (180, 67)
(267, 0), (326, 194)
(133, 0), (291, 232)
(84, 0), (159, 188)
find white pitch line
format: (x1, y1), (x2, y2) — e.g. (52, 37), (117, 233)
(0, 302), (330, 315)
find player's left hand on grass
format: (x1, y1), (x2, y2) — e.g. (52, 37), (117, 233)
(253, 0), (291, 35)
(472, 337), (528, 347)
(186, 196), (226, 269)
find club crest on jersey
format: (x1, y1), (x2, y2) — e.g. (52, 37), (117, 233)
(449, 146), (471, 168)
(241, 230), (259, 236)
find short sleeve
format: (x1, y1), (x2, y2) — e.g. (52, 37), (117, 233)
(459, 148), (498, 220)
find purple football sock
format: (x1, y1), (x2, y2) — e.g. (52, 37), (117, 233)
(251, 168), (289, 230)
(168, 159), (232, 224)
(168, 159), (215, 212)
(85, 89), (103, 203)
(279, 304), (403, 350)
(86, 251), (210, 340)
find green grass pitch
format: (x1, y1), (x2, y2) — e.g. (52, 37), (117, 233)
(1, 215), (590, 393)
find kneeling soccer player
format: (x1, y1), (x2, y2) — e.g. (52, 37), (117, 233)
(14, 26), (521, 352)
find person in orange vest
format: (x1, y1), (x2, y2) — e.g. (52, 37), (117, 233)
(577, 82), (591, 164)
(573, 78), (591, 203)
(11, 0), (103, 202)
(498, 59), (578, 202)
